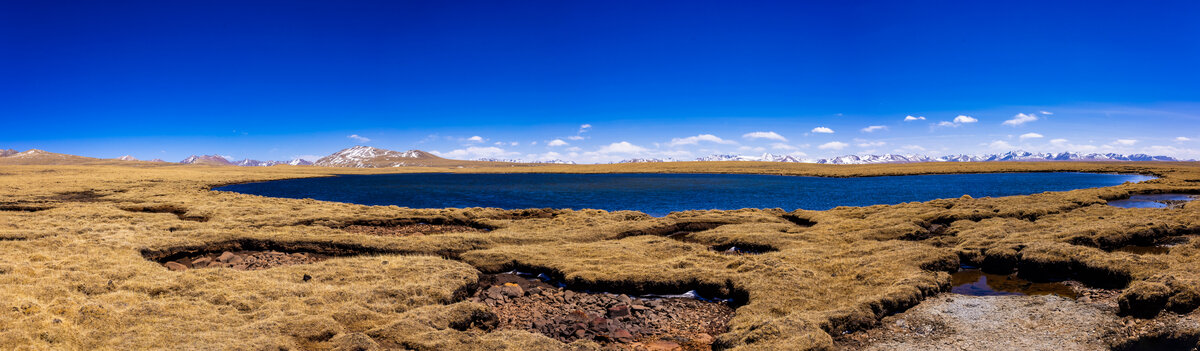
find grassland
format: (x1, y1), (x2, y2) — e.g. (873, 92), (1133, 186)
(1, 161), (1199, 350)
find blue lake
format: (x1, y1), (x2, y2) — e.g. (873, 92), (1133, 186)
(215, 172), (1153, 216)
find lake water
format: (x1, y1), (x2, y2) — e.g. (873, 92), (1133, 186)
(215, 172), (1153, 216)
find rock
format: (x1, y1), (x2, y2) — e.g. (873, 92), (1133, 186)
(611, 328), (634, 343)
(164, 262), (188, 271)
(498, 283), (524, 298)
(694, 333), (714, 344)
(191, 257), (213, 267)
(303, 274), (312, 282)
(644, 340), (682, 350)
(217, 251), (236, 262)
(608, 305), (631, 318)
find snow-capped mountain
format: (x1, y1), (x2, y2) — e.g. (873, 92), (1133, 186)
(817, 154), (933, 164)
(533, 159), (576, 164)
(933, 151), (1179, 163)
(315, 146), (445, 167)
(617, 158), (678, 163)
(233, 159), (285, 167)
(180, 155), (234, 165)
(287, 159), (313, 166)
(620, 151), (1182, 165)
(475, 158), (577, 164)
(117, 155), (138, 161)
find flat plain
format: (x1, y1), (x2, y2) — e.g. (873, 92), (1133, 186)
(2, 161), (1200, 350)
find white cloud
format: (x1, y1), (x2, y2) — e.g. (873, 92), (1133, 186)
(566, 147), (581, 152)
(1003, 113), (1038, 127)
(566, 135), (584, 140)
(1019, 132), (1044, 140)
(438, 146), (518, 159)
(936, 121), (957, 127)
(953, 115), (978, 124)
(771, 143), (798, 151)
(579, 124), (592, 133)
(548, 139), (569, 147)
(1115, 139), (1138, 146)
(511, 142), (519, 146)
(857, 141), (886, 147)
(861, 126), (887, 133)
(466, 136), (484, 143)
(1050, 138), (1069, 145)
(597, 141), (648, 154)
(896, 145), (926, 152)
(668, 134), (737, 147)
(818, 141), (848, 150)
(1039, 111), (1053, 115)
(742, 131), (787, 142)
(1177, 137), (1193, 142)
(988, 140), (1014, 150)
(904, 115), (926, 121)
(347, 134), (371, 143)
(811, 127), (835, 134)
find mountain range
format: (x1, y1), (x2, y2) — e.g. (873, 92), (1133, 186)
(0, 147), (1189, 167)
(619, 151), (1183, 164)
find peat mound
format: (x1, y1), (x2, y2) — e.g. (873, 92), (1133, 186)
(472, 273), (733, 350)
(615, 221), (729, 240)
(161, 250), (327, 271)
(341, 223), (486, 237)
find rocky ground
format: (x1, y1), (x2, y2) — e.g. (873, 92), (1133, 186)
(471, 273), (733, 351)
(162, 250), (327, 271)
(340, 223), (485, 237)
(836, 290), (1200, 350)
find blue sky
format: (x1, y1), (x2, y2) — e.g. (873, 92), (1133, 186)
(2, 1), (1198, 162)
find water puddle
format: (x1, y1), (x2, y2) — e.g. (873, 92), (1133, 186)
(1108, 194), (1197, 209)
(950, 267), (1078, 299)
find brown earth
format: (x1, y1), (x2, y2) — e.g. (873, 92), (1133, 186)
(162, 250), (327, 271)
(473, 273), (733, 350)
(342, 223), (487, 237)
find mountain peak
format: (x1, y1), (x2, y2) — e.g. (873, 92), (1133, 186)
(180, 155), (233, 165)
(315, 146), (442, 167)
(117, 155), (138, 161)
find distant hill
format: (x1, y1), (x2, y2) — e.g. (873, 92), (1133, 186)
(0, 149), (101, 165)
(0, 149), (17, 157)
(315, 146), (518, 167)
(180, 155), (235, 166)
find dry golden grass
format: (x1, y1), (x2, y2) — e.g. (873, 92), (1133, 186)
(1, 161), (1199, 350)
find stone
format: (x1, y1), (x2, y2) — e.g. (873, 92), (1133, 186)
(644, 340), (682, 350)
(611, 329), (634, 343)
(608, 305), (631, 318)
(498, 283), (524, 298)
(191, 257), (213, 267)
(217, 251), (236, 262)
(164, 262), (188, 271)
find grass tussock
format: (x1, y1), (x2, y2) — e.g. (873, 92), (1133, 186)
(0, 161), (1199, 349)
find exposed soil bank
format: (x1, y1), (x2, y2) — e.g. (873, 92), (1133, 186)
(341, 223), (486, 237)
(160, 250), (327, 271)
(140, 239), (454, 269)
(472, 273), (733, 350)
(119, 204), (209, 222)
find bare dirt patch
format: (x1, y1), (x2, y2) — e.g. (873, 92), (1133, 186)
(0, 203), (53, 212)
(341, 223), (487, 237)
(616, 221), (729, 239)
(472, 273), (733, 350)
(120, 204), (210, 222)
(141, 239), (429, 271)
